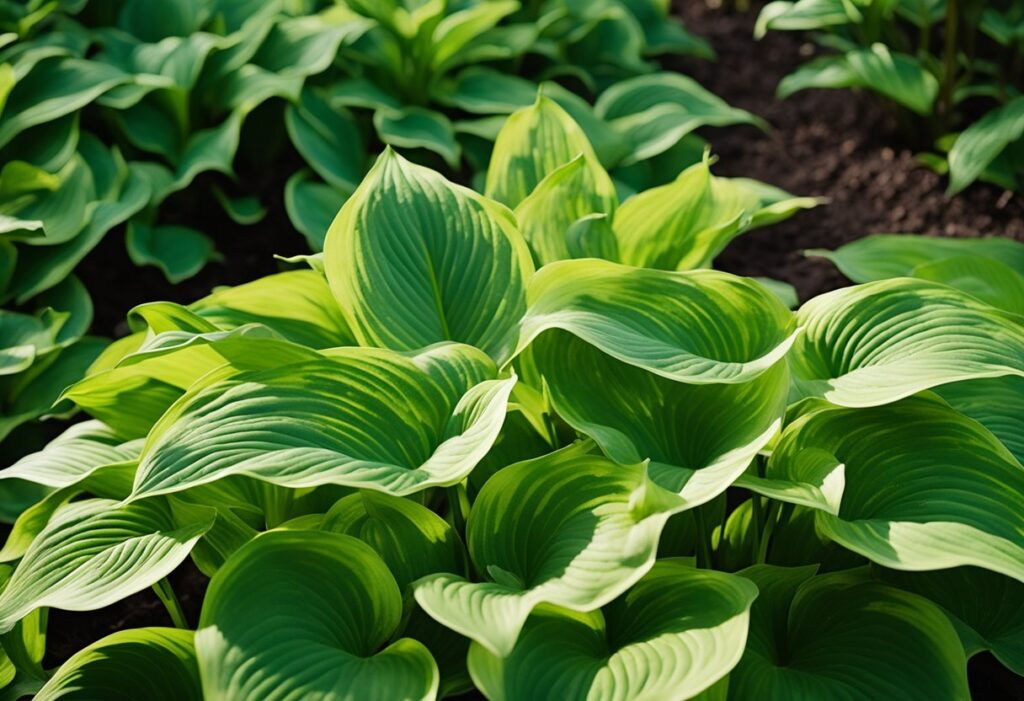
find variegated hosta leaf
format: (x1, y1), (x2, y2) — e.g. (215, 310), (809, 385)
(324, 148), (533, 362)
(790, 278), (1024, 406)
(513, 154), (618, 266)
(0, 420), (141, 489)
(731, 566), (969, 699)
(936, 376), (1024, 463)
(532, 331), (789, 505)
(516, 259), (798, 384)
(189, 269), (355, 348)
(321, 491), (466, 592)
(807, 233), (1024, 283)
(0, 498), (214, 633)
(909, 255), (1024, 316)
(468, 559), (757, 701)
(131, 345), (515, 498)
(485, 94), (607, 208)
(62, 326), (321, 439)
(321, 491), (471, 696)
(874, 566), (1024, 676)
(414, 444), (685, 657)
(197, 530), (439, 701)
(613, 158), (820, 270)
(746, 395), (1024, 582)
(35, 628), (202, 701)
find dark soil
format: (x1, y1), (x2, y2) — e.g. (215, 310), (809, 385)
(674, 1), (1024, 303)
(42, 560), (209, 668)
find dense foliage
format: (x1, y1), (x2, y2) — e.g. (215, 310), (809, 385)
(0, 0), (764, 471)
(757, 0), (1024, 194)
(0, 95), (1022, 699)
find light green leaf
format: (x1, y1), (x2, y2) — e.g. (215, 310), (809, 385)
(731, 566), (969, 699)
(439, 67), (537, 114)
(613, 158), (820, 270)
(191, 269), (354, 348)
(414, 444), (684, 656)
(516, 259), (798, 384)
(0, 420), (140, 489)
(936, 376), (1024, 464)
(807, 233), (1024, 283)
(373, 107), (461, 168)
(790, 278), (1024, 406)
(486, 94), (605, 208)
(596, 73), (767, 164)
(948, 96), (1024, 194)
(754, 396), (1024, 582)
(196, 530), (439, 701)
(35, 627), (202, 701)
(0, 498), (213, 633)
(132, 346), (515, 498)
(513, 154), (618, 265)
(324, 148), (533, 362)
(468, 560), (756, 701)
(910, 255), (1024, 315)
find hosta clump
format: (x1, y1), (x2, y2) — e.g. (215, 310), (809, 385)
(1, 109), (1023, 700)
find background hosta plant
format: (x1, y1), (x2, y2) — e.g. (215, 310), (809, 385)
(2, 113), (1022, 699)
(755, 0), (1024, 195)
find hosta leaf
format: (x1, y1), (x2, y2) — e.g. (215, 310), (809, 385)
(779, 46), (939, 116)
(468, 560), (756, 701)
(534, 332), (789, 503)
(516, 259), (797, 384)
(373, 107), (461, 168)
(132, 346), (515, 498)
(196, 530), (439, 701)
(429, 0), (519, 72)
(62, 327), (320, 439)
(190, 270), (354, 348)
(755, 0), (856, 38)
(0, 58), (129, 148)
(513, 154), (618, 265)
(126, 222), (220, 284)
(790, 278), (1024, 406)
(731, 566), (969, 699)
(874, 566), (1024, 675)
(936, 376), (1024, 463)
(0, 498), (213, 633)
(284, 170), (347, 250)
(439, 67), (537, 114)
(0, 420), (140, 489)
(485, 94), (605, 208)
(752, 396), (1024, 582)
(320, 491), (465, 591)
(285, 87), (365, 194)
(414, 445), (684, 656)
(35, 628), (202, 701)
(613, 158), (819, 270)
(910, 255), (1024, 315)
(595, 73), (766, 164)
(807, 233), (1024, 283)
(324, 148), (533, 362)
(948, 96), (1024, 194)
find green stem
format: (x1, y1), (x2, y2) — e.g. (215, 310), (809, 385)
(750, 494), (763, 563)
(756, 501), (781, 565)
(153, 578), (189, 630)
(694, 507), (713, 569)
(447, 484), (468, 538)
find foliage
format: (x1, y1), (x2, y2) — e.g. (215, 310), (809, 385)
(0, 0), (756, 467)
(0, 102), (1020, 699)
(756, 0), (1024, 194)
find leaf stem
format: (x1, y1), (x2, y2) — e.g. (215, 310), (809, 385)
(153, 578), (189, 629)
(694, 507), (713, 569)
(447, 484), (469, 538)
(756, 500), (781, 564)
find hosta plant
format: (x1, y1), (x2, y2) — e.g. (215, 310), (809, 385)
(756, 0), (1024, 194)
(2, 111), (1022, 699)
